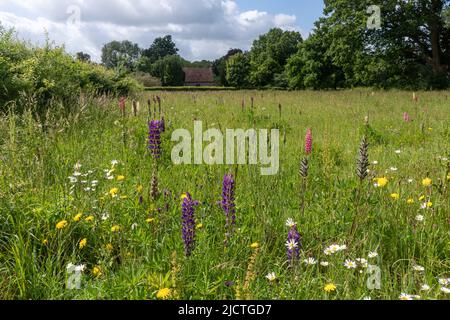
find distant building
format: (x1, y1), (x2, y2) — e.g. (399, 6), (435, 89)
(183, 68), (216, 86)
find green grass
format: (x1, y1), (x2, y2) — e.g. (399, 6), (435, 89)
(0, 89), (449, 300)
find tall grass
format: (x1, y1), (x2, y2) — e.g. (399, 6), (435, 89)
(0, 89), (448, 300)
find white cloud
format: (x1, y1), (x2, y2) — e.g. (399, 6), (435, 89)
(0, 0), (301, 61)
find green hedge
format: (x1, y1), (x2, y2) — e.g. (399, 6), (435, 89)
(0, 28), (142, 115)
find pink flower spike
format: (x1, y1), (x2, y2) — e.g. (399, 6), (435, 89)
(305, 128), (312, 155)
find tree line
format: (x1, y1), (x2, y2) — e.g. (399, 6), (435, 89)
(93, 0), (449, 89)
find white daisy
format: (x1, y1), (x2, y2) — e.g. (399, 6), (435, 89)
(320, 261), (329, 267)
(372, 161), (378, 165)
(303, 257), (317, 265)
(399, 293), (413, 300)
(344, 260), (357, 269)
(395, 150), (401, 154)
(416, 215), (424, 222)
(368, 251), (378, 258)
(111, 160), (119, 166)
(441, 287), (450, 294)
(265, 272), (277, 282)
(420, 284), (430, 291)
(390, 167), (398, 172)
(285, 239), (298, 251)
(285, 218), (296, 228)
(438, 278), (450, 286)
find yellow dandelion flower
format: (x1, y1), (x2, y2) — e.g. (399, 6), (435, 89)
(117, 175), (125, 182)
(73, 213), (83, 222)
(428, 128), (433, 132)
(419, 195), (425, 201)
(146, 218), (156, 224)
(136, 185), (143, 193)
(422, 178), (432, 187)
(109, 188), (119, 197)
(111, 225), (121, 233)
(447, 172), (450, 181)
(105, 243), (113, 251)
(196, 223), (204, 230)
(85, 215), (94, 222)
(426, 201), (433, 208)
(374, 177), (388, 187)
(79, 238), (87, 249)
(156, 288), (172, 300)
(324, 283), (337, 293)
(407, 198), (414, 204)
(56, 220), (68, 230)
(92, 266), (102, 277)
(250, 242), (259, 249)
(390, 193), (400, 200)
(42, 239), (49, 246)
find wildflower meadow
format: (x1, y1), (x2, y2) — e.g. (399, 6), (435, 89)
(0, 89), (448, 300)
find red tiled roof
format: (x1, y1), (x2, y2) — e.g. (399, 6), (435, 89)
(183, 68), (215, 84)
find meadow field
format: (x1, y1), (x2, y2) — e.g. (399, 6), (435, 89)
(0, 89), (449, 300)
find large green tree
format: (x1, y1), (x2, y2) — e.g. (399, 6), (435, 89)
(143, 35), (179, 64)
(226, 52), (250, 88)
(249, 28), (303, 87)
(101, 40), (141, 70)
(151, 55), (185, 86)
(312, 0), (449, 89)
(212, 48), (243, 86)
(286, 27), (345, 89)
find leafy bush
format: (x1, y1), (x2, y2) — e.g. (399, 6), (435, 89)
(0, 27), (142, 116)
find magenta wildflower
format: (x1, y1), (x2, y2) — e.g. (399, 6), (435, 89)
(148, 120), (162, 158)
(220, 174), (236, 244)
(403, 112), (411, 122)
(182, 193), (199, 257)
(305, 128), (312, 155)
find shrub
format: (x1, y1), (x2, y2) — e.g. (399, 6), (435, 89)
(0, 28), (142, 116)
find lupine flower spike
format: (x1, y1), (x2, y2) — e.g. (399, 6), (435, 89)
(286, 219), (301, 264)
(220, 174), (236, 246)
(181, 193), (199, 257)
(305, 128), (312, 155)
(403, 112), (411, 122)
(357, 137), (369, 181)
(148, 120), (162, 159)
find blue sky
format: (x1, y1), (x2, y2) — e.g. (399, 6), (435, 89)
(0, 0), (326, 61)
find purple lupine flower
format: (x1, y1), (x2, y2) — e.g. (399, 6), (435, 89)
(220, 174), (236, 244)
(160, 116), (166, 133)
(305, 128), (312, 155)
(286, 221), (301, 263)
(182, 193), (199, 257)
(148, 120), (162, 158)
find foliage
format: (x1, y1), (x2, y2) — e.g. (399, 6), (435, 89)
(151, 55), (185, 86)
(142, 35), (179, 64)
(212, 49), (243, 86)
(101, 40), (141, 70)
(225, 52), (250, 88)
(0, 29), (142, 116)
(249, 28), (303, 87)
